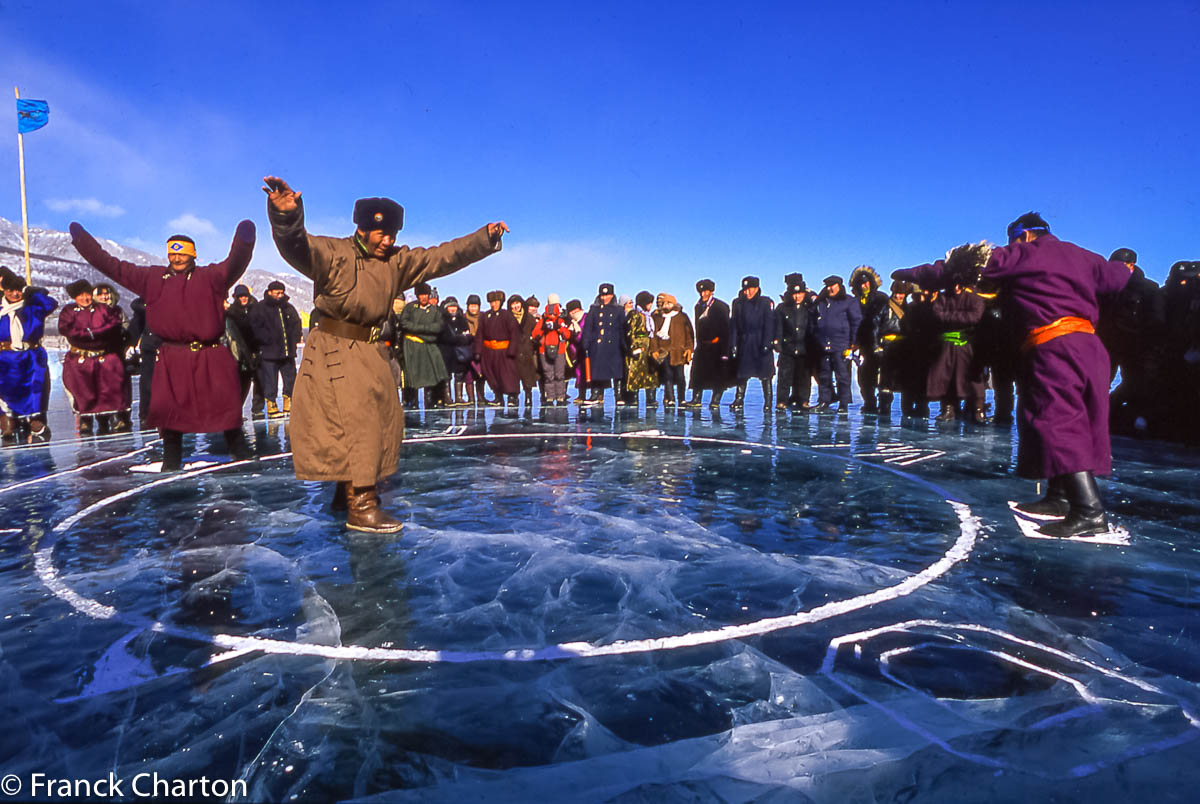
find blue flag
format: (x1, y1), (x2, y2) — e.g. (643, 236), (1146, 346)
(17, 99), (49, 134)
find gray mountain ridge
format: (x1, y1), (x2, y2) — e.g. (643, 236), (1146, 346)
(0, 217), (315, 334)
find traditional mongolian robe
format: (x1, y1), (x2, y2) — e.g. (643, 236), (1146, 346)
(625, 309), (658, 392)
(896, 234), (1132, 478)
(0, 288), (56, 417)
(70, 222), (255, 433)
(730, 292), (777, 380)
(398, 301), (449, 389)
(580, 300), (625, 383)
(690, 297), (732, 390)
(57, 300), (127, 417)
(269, 201), (498, 487)
(926, 289), (986, 400)
(474, 309), (522, 396)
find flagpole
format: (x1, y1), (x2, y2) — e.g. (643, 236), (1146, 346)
(14, 86), (31, 285)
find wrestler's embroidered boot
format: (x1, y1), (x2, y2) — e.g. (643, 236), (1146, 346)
(347, 485), (404, 534)
(1038, 472), (1107, 537)
(1016, 475), (1070, 518)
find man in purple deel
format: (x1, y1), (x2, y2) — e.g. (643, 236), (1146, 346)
(892, 212), (1133, 537)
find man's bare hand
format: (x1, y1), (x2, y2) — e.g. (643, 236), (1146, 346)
(487, 221), (510, 240)
(263, 176), (301, 212)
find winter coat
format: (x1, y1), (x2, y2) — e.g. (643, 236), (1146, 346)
(690, 297), (732, 390)
(650, 305), (695, 367)
(925, 288), (986, 398)
(399, 301), (449, 389)
(250, 294), (303, 360)
(811, 288), (862, 353)
(268, 200), (498, 486)
(514, 310), (539, 386)
(580, 301), (626, 382)
(730, 292), (778, 379)
(438, 307), (474, 376)
(625, 309), (658, 391)
(776, 297), (811, 358)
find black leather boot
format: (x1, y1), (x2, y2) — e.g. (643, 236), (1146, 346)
(709, 388), (725, 409)
(762, 381), (773, 411)
(729, 382), (746, 410)
(878, 391), (894, 416)
(1016, 475), (1070, 518)
(1038, 472), (1108, 537)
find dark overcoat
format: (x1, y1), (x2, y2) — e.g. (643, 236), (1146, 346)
(581, 301), (625, 382)
(730, 292), (778, 379)
(690, 297), (732, 390)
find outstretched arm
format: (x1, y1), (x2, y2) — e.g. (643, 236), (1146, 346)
(264, 176), (317, 279)
(219, 220), (257, 290)
(69, 222), (151, 298)
(396, 223), (508, 289)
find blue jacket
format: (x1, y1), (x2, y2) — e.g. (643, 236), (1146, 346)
(812, 287), (861, 353)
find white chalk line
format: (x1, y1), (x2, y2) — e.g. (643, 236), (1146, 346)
(0, 442), (159, 496)
(36, 432), (980, 664)
(819, 620), (1200, 777)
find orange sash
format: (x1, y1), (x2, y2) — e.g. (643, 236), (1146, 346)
(484, 339), (510, 350)
(1021, 316), (1094, 352)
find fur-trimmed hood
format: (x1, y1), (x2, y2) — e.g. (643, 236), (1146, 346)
(850, 265), (882, 295)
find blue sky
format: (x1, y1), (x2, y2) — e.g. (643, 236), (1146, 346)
(2, 1), (1197, 304)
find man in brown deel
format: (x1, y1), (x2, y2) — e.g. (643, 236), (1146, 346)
(264, 176), (509, 533)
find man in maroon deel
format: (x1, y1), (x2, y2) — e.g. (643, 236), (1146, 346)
(893, 212), (1133, 537)
(70, 223), (257, 470)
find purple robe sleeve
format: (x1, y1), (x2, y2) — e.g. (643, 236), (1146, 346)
(68, 222), (152, 298)
(216, 221), (257, 291)
(1096, 258), (1134, 298)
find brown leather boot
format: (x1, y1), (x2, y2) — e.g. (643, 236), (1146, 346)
(330, 481), (349, 513)
(0, 414), (12, 438)
(346, 485), (404, 533)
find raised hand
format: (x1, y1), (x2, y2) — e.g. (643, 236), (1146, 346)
(263, 176), (301, 212)
(487, 221), (510, 240)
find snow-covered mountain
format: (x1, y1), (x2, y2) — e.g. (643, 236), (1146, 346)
(0, 217), (314, 332)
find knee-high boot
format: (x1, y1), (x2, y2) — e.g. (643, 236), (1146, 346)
(1038, 472), (1107, 537)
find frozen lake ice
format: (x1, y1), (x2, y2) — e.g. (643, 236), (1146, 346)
(1, 370), (1198, 802)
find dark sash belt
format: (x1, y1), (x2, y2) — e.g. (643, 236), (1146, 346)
(317, 317), (380, 343)
(161, 340), (222, 352)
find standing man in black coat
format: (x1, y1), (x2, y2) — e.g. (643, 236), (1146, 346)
(250, 280), (303, 417)
(775, 273), (811, 410)
(729, 275), (778, 411)
(1101, 248), (1166, 436)
(810, 275), (861, 414)
(437, 296), (475, 406)
(850, 266), (890, 413)
(870, 280), (910, 417)
(580, 283), (625, 407)
(684, 279), (732, 409)
(225, 284), (264, 417)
